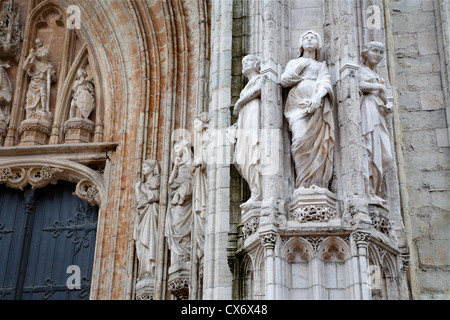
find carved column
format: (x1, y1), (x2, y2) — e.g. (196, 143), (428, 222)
(352, 230), (371, 300)
(329, 0), (369, 225)
(203, 0), (233, 300)
(260, 230), (277, 300)
(258, 0), (286, 301)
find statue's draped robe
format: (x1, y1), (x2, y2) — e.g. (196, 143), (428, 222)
(165, 158), (193, 266)
(234, 75), (262, 201)
(281, 58), (335, 189)
(25, 59), (55, 116)
(134, 177), (159, 278)
(359, 65), (392, 196)
(192, 129), (208, 260)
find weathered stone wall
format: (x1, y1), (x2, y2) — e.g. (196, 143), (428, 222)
(389, 0), (450, 299)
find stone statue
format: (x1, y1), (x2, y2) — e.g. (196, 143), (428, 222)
(232, 55), (263, 210)
(69, 68), (95, 120)
(192, 112), (209, 261)
(359, 41), (393, 205)
(23, 38), (56, 119)
(165, 139), (193, 272)
(281, 30), (335, 191)
(0, 60), (12, 126)
(134, 159), (160, 281)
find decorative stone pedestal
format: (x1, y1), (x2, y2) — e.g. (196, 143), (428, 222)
(18, 111), (52, 146)
(167, 269), (190, 300)
(135, 276), (155, 300)
(63, 118), (95, 144)
(289, 186), (337, 223)
(368, 204), (392, 236)
(241, 201), (261, 239)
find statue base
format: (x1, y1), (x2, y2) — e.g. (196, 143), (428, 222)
(241, 200), (261, 239)
(167, 270), (190, 300)
(135, 276), (155, 300)
(63, 118), (95, 144)
(289, 186), (337, 223)
(368, 204), (392, 236)
(18, 111), (52, 146)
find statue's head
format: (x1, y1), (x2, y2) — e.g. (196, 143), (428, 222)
(34, 38), (52, 61)
(173, 138), (192, 163)
(35, 38), (44, 48)
(193, 112), (210, 132)
(361, 41), (385, 67)
(242, 55), (261, 76)
(298, 30), (323, 59)
(142, 159), (160, 177)
(77, 68), (88, 79)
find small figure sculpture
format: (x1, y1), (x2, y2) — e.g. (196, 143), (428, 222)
(134, 159), (160, 281)
(165, 139), (193, 271)
(0, 60), (12, 126)
(359, 41), (393, 205)
(281, 30), (335, 190)
(232, 55), (263, 209)
(23, 38), (56, 119)
(69, 68), (95, 120)
(192, 112), (209, 261)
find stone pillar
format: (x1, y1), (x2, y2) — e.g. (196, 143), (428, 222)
(329, 0), (370, 225)
(257, 0), (286, 300)
(353, 230), (371, 300)
(260, 231), (276, 300)
(203, 0), (233, 300)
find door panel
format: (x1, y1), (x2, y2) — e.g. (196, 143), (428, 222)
(0, 185), (25, 300)
(0, 181), (98, 300)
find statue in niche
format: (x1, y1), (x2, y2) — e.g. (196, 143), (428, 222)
(192, 112), (209, 262)
(359, 41), (393, 206)
(231, 55), (263, 210)
(165, 139), (193, 272)
(0, 60), (12, 126)
(134, 159), (160, 281)
(69, 68), (95, 120)
(281, 30), (335, 191)
(23, 38), (56, 119)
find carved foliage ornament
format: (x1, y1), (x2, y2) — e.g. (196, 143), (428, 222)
(168, 277), (189, 300)
(0, 0), (22, 60)
(0, 166), (101, 206)
(291, 204), (336, 223)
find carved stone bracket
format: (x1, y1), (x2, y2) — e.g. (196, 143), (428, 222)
(75, 179), (101, 206)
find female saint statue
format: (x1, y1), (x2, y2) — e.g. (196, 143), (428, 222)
(134, 159), (160, 280)
(232, 55), (263, 209)
(165, 139), (193, 270)
(281, 30), (335, 190)
(359, 41), (393, 205)
(192, 112), (209, 261)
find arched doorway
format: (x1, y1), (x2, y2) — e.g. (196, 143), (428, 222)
(0, 181), (98, 300)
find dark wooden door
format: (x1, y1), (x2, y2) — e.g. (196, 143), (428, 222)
(0, 181), (98, 300)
